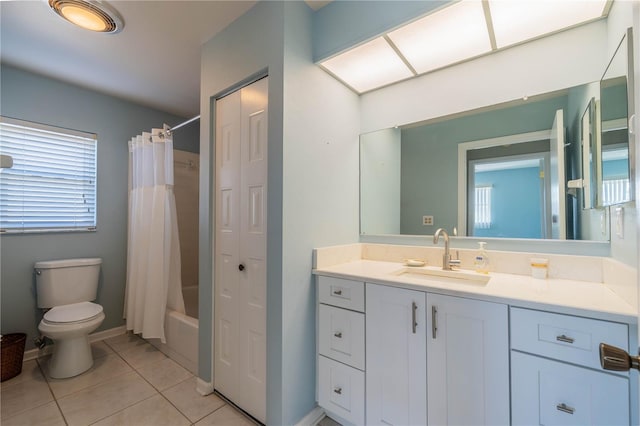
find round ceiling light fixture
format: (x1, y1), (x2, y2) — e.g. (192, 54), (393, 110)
(48, 0), (124, 33)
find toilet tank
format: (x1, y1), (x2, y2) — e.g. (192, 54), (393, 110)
(35, 258), (102, 308)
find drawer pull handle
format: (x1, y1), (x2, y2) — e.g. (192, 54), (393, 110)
(432, 305), (438, 339)
(332, 289), (343, 296)
(556, 334), (575, 344)
(556, 403), (575, 415)
(334, 331), (343, 338)
(412, 302), (418, 334)
(333, 387), (342, 395)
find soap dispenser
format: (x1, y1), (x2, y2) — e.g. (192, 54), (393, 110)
(474, 242), (490, 274)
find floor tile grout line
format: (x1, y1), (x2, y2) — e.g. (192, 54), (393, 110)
(128, 357), (196, 422)
(8, 335), (259, 426)
(105, 336), (199, 424)
(212, 390), (263, 426)
(85, 392), (161, 426)
(40, 358), (135, 402)
(35, 356), (70, 426)
(37, 338), (158, 425)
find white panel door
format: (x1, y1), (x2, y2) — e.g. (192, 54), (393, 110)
(550, 109), (566, 239)
(214, 89), (241, 403)
(366, 283), (427, 426)
(214, 77), (268, 423)
(238, 77), (268, 422)
(427, 293), (509, 426)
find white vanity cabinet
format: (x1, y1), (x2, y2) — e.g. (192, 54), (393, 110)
(365, 285), (509, 426)
(366, 283), (427, 426)
(317, 276), (366, 425)
(427, 294), (510, 425)
(510, 307), (630, 425)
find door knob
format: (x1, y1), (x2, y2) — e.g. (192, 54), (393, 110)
(238, 264), (245, 271)
(599, 343), (640, 372)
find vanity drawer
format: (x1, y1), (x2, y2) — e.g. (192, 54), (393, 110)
(511, 351), (629, 425)
(318, 355), (365, 426)
(319, 304), (365, 370)
(510, 307), (628, 372)
(318, 276), (365, 312)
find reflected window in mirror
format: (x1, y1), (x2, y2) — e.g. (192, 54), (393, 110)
(468, 145), (549, 239)
(598, 28), (634, 207)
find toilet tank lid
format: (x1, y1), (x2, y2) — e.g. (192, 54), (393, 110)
(35, 258), (102, 269)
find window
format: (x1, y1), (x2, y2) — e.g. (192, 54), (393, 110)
(0, 117), (97, 233)
(474, 185), (492, 229)
(602, 178), (630, 206)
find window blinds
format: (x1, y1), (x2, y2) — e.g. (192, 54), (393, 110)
(475, 185), (492, 229)
(0, 117), (97, 233)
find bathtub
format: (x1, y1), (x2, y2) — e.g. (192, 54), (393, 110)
(149, 285), (198, 374)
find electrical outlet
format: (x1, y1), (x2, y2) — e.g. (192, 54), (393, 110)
(422, 215), (434, 226)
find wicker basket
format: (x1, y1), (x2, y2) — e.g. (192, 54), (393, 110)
(1, 333), (26, 382)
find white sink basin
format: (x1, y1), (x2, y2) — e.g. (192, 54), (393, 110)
(393, 267), (490, 285)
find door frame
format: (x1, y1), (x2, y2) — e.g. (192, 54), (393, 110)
(468, 151), (550, 238)
(209, 70), (268, 413)
(458, 129), (551, 236)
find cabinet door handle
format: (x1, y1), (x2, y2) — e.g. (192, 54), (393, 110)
(332, 289), (342, 296)
(412, 302), (417, 334)
(333, 387), (342, 395)
(432, 305), (438, 339)
(334, 331), (342, 338)
(556, 334), (575, 344)
(556, 403), (575, 415)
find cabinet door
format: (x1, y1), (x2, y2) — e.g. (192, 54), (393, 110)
(318, 355), (365, 425)
(427, 293), (509, 426)
(512, 351), (629, 425)
(366, 283), (427, 426)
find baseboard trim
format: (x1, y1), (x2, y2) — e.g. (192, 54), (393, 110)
(89, 325), (127, 343)
(295, 406), (325, 426)
(196, 378), (214, 396)
(23, 325), (127, 362)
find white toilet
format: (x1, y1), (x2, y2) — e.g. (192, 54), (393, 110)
(35, 258), (105, 379)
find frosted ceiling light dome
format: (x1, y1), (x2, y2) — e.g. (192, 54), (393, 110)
(489, 0), (609, 48)
(320, 37), (414, 93)
(387, 0), (492, 74)
(49, 0), (124, 33)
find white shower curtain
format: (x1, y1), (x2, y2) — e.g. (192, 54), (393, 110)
(125, 126), (185, 343)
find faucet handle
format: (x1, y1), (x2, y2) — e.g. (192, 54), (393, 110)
(449, 259), (461, 268)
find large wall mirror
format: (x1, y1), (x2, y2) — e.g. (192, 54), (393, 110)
(360, 29), (634, 242)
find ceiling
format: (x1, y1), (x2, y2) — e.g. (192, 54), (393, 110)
(1, 1), (328, 118)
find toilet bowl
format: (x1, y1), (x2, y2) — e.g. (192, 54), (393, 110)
(35, 258), (104, 379)
(38, 301), (105, 378)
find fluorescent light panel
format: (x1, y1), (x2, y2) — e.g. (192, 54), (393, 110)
(320, 37), (413, 93)
(320, 0), (610, 93)
(387, 0), (492, 74)
(489, 0), (608, 48)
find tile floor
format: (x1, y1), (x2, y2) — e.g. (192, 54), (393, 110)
(1, 333), (259, 426)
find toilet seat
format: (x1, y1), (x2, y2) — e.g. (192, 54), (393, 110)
(43, 302), (103, 325)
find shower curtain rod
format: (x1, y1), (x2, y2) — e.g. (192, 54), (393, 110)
(162, 115), (200, 136)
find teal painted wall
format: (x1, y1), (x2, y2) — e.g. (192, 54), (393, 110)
(283, 2), (360, 423)
(0, 65), (196, 350)
(199, 5), (285, 424)
(400, 95), (567, 235)
(312, 0), (448, 62)
(604, 158), (630, 178)
(200, 2), (360, 423)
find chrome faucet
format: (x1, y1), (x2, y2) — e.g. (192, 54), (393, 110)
(433, 228), (461, 271)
